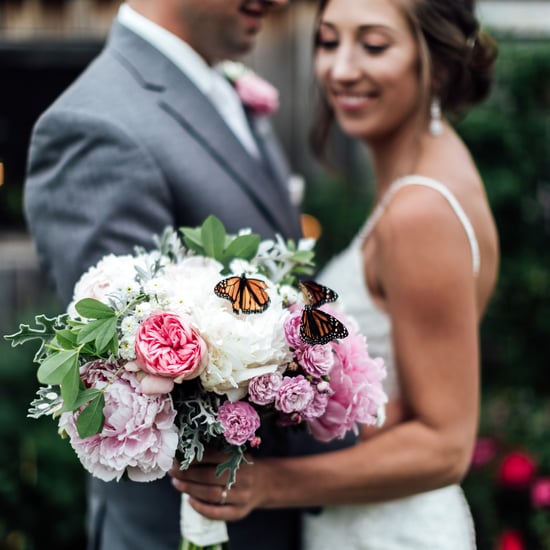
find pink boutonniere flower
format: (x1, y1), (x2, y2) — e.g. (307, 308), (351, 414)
(218, 60), (279, 116)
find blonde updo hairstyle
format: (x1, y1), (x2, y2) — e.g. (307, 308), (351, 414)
(311, 0), (498, 159)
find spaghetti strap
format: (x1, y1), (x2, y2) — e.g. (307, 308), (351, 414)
(358, 175), (480, 276)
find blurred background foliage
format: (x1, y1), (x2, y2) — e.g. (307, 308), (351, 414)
(0, 36), (549, 550)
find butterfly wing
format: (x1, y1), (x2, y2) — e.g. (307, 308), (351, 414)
(214, 275), (270, 314)
(299, 280), (339, 308)
(300, 306), (349, 345)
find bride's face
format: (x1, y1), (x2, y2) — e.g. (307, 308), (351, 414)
(315, 0), (424, 142)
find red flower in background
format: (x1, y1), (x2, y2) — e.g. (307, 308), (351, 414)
(531, 477), (550, 508)
(497, 529), (526, 550)
(498, 451), (537, 489)
(471, 436), (498, 468)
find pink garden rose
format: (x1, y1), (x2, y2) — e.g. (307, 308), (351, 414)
(275, 375), (315, 414)
(217, 401), (261, 446)
(248, 372), (283, 405)
(58, 360), (178, 482)
(135, 312), (207, 383)
(235, 72), (279, 115)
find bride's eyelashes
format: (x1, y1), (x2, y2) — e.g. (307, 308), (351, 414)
(363, 43), (389, 54)
(315, 34), (389, 55)
(316, 37), (339, 50)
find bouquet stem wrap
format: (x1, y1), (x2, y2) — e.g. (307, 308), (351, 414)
(180, 493), (228, 549)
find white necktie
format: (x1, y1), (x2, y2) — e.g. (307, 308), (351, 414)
(208, 71), (261, 159)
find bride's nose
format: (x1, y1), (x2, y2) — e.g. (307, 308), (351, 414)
(330, 44), (362, 83)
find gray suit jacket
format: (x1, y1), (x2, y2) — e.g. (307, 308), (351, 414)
(24, 21), (353, 550)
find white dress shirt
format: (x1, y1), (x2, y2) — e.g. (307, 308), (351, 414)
(117, 3), (260, 158)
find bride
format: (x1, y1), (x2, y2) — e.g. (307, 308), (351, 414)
(170, 0), (499, 547)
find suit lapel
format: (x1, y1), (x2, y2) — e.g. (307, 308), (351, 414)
(108, 22), (300, 238)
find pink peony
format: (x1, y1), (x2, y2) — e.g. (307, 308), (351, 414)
(275, 375), (315, 414)
(217, 401), (260, 446)
(297, 344), (334, 378)
(58, 360), (178, 482)
(498, 451), (537, 489)
(234, 72), (279, 115)
(531, 477), (550, 508)
(135, 312), (207, 383)
(248, 372), (283, 405)
(307, 317), (387, 442)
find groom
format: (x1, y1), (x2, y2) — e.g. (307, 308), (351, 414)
(24, 1), (307, 548)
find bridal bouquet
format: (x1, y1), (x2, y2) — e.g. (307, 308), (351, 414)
(6, 215), (387, 550)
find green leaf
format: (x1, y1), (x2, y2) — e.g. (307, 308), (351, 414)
(76, 317), (117, 354)
(180, 226), (202, 247)
(67, 388), (103, 411)
(222, 234), (260, 263)
(61, 363), (81, 409)
(75, 298), (116, 319)
(179, 226), (204, 253)
(55, 329), (78, 349)
(37, 350), (79, 385)
(201, 215), (226, 259)
(290, 250), (316, 264)
(76, 394), (105, 438)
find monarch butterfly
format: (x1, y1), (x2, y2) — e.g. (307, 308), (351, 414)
(214, 274), (271, 314)
(299, 305), (349, 345)
(299, 280), (339, 308)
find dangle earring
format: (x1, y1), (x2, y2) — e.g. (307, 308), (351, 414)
(429, 96), (443, 136)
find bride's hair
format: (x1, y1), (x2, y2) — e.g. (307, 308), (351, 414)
(311, 0), (498, 160)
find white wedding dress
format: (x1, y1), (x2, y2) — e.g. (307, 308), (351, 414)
(302, 176), (477, 550)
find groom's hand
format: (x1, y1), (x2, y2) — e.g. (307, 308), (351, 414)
(169, 450), (265, 521)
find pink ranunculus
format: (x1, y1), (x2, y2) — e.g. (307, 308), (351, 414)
(303, 389), (330, 420)
(275, 375), (315, 414)
(283, 310), (305, 351)
(307, 314), (387, 442)
(470, 436), (498, 468)
(135, 312), (207, 383)
(248, 372), (283, 405)
(498, 451), (537, 489)
(297, 344), (335, 378)
(217, 401), (260, 446)
(234, 72), (279, 115)
(58, 360), (178, 482)
(531, 477), (550, 508)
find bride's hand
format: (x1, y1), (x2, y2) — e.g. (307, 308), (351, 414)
(169, 450), (267, 521)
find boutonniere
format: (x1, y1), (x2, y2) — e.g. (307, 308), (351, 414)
(218, 61), (279, 116)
